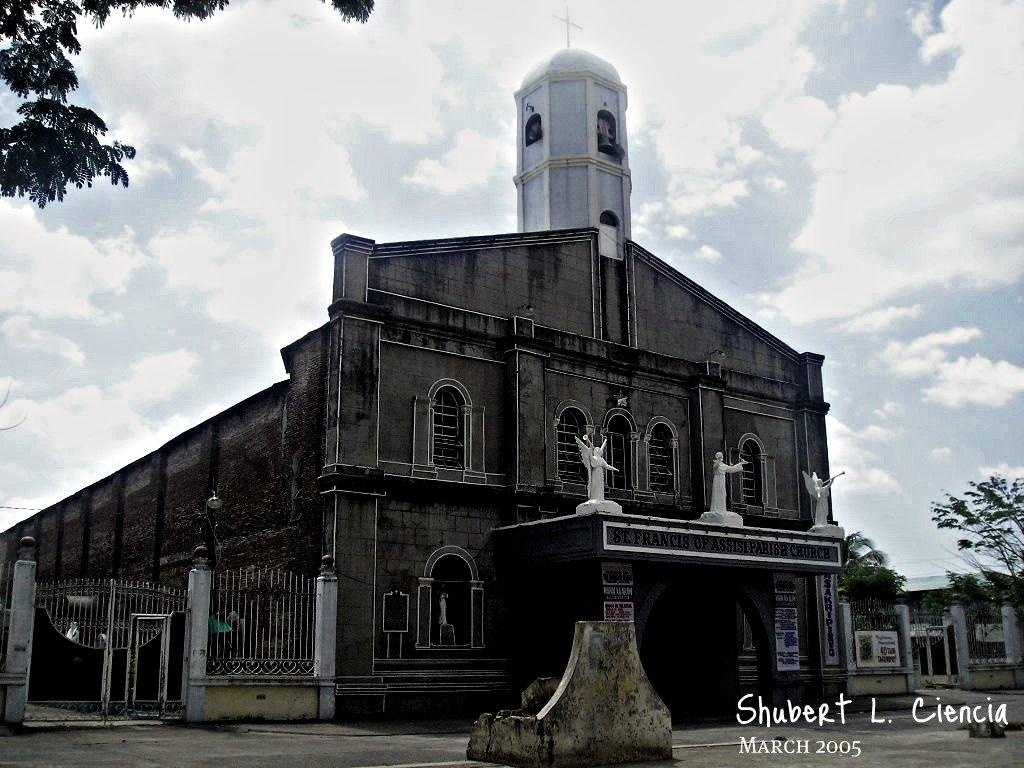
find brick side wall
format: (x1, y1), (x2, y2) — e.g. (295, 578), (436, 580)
(2, 329), (329, 583)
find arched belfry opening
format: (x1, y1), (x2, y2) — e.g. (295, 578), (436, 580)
(638, 576), (771, 721)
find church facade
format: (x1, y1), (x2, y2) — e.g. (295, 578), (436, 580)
(1, 49), (844, 718)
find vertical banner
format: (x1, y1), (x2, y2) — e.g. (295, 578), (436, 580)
(602, 562), (634, 621)
(774, 573), (800, 671)
(819, 573), (839, 665)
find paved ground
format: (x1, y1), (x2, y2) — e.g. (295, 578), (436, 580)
(2, 690), (1023, 767)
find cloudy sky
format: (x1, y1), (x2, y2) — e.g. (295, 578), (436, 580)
(1, 0), (1022, 579)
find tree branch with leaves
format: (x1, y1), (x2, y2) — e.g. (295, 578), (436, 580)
(1, 0), (374, 207)
(931, 474), (1024, 612)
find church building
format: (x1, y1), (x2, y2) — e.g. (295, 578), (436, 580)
(1, 48), (845, 719)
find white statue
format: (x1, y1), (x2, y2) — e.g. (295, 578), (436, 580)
(439, 590), (449, 626)
(574, 434), (623, 514)
(65, 621), (79, 643)
(699, 451), (747, 527)
(803, 470), (846, 537)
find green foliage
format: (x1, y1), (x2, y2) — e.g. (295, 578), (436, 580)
(931, 474), (1024, 612)
(920, 571), (1013, 613)
(1, 0), (375, 206)
(844, 530), (888, 567)
(839, 562), (906, 601)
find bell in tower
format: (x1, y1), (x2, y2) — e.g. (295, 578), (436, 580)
(514, 49), (632, 259)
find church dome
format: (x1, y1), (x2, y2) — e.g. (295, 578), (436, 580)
(520, 48), (622, 90)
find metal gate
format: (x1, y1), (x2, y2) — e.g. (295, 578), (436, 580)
(29, 578), (186, 720)
(910, 608), (958, 687)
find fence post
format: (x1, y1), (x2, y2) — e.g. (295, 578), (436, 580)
(1001, 602), (1022, 664)
(2, 537), (37, 724)
(895, 601), (916, 693)
(184, 546), (212, 722)
(949, 603), (973, 690)
(314, 555), (338, 721)
(838, 594), (855, 676)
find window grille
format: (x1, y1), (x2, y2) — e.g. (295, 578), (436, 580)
(740, 439), (764, 506)
(432, 387), (465, 469)
(648, 425), (674, 493)
(605, 417), (630, 490)
(556, 409), (586, 482)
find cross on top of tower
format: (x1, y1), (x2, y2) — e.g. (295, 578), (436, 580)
(553, 6), (582, 48)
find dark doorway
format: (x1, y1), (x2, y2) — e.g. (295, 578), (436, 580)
(640, 579), (769, 721)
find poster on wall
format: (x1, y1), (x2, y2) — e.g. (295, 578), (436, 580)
(602, 562), (633, 622)
(855, 630), (901, 668)
(774, 573), (800, 671)
(819, 573), (839, 665)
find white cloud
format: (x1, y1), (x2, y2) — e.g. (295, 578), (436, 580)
(922, 355), (1024, 408)
(1, 315), (85, 364)
(979, 463), (1024, 480)
(694, 244), (724, 262)
(827, 416), (902, 495)
(762, 176), (789, 192)
(879, 326), (1024, 408)
(872, 400), (901, 419)
(760, 0), (1024, 323)
(838, 304), (922, 334)
(0, 201), (145, 321)
(403, 130), (510, 194)
(930, 446), (953, 461)
(114, 349), (199, 404)
(879, 326), (981, 378)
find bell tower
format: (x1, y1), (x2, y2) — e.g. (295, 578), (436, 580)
(515, 49), (632, 258)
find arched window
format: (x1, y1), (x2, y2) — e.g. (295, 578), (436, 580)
(740, 438), (764, 507)
(605, 415), (631, 490)
(556, 408), (587, 482)
(432, 386), (465, 469)
(524, 113), (543, 146)
(597, 109), (618, 154)
(648, 423), (674, 494)
(599, 210), (619, 259)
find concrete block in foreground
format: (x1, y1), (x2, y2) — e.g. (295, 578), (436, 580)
(467, 621), (672, 767)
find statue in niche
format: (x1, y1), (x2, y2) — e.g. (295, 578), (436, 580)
(574, 434), (622, 514)
(698, 451), (747, 527)
(438, 589), (455, 646)
(802, 471), (846, 537)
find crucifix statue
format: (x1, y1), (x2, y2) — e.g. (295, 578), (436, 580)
(553, 6), (582, 48)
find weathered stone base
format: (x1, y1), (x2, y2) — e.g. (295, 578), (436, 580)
(698, 510), (743, 527)
(467, 621), (672, 767)
(575, 499), (623, 515)
(808, 523), (845, 538)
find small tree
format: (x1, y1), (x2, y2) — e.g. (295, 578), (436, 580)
(840, 563), (906, 602)
(931, 474), (1024, 612)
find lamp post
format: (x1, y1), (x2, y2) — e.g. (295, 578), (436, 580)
(204, 491), (222, 569)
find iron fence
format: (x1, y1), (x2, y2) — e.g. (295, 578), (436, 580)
(850, 598), (900, 633)
(0, 561), (12, 671)
(35, 578), (186, 649)
(207, 567), (315, 676)
(909, 608), (946, 649)
(964, 603), (1006, 663)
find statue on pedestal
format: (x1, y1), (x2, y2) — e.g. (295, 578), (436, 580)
(802, 470), (846, 538)
(698, 451), (747, 527)
(574, 434), (623, 514)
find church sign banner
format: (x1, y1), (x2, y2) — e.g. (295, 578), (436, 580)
(819, 573), (840, 665)
(602, 521), (841, 572)
(774, 574), (801, 672)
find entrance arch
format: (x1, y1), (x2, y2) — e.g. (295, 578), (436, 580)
(638, 577), (771, 721)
